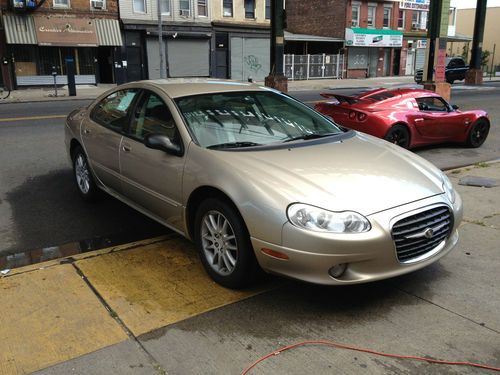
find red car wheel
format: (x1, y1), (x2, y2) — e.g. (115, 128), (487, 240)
(466, 119), (490, 148)
(384, 125), (410, 149)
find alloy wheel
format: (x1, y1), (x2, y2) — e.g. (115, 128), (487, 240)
(200, 210), (238, 276)
(75, 154), (91, 194)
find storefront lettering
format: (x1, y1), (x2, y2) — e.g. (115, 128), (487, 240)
(38, 25), (94, 34)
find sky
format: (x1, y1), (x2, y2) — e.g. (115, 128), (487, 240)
(450, 0), (500, 8)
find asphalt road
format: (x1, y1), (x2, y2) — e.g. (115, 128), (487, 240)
(0, 83), (499, 258)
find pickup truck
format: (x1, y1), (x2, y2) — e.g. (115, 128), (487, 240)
(414, 57), (469, 84)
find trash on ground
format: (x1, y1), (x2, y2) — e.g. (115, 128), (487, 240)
(458, 176), (499, 188)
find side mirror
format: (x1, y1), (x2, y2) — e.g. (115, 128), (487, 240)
(451, 104), (459, 111)
(144, 134), (183, 156)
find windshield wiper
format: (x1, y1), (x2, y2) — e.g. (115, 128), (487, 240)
(207, 141), (261, 149)
(283, 133), (337, 143)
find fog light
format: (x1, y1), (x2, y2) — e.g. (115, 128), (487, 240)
(329, 263), (347, 278)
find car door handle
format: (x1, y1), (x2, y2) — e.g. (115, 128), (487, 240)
(83, 128), (91, 134)
(122, 144), (132, 152)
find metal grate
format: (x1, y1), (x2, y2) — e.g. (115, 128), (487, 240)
(392, 206), (453, 263)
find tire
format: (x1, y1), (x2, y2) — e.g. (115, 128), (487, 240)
(383, 124), (410, 149)
(194, 198), (259, 289)
(72, 146), (99, 202)
(466, 118), (490, 148)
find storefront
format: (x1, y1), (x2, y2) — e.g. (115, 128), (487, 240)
(403, 39), (427, 76)
(345, 27), (403, 78)
(2, 14), (122, 87)
(212, 23), (270, 81)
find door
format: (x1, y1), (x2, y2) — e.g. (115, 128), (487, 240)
(82, 89), (139, 192)
(368, 49), (378, 77)
(126, 46), (143, 82)
(97, 47), (114, 83)
(120, 90), (185, 229)
(215, 33), (229, 79)
(230, 37), (270, 81)
(406, 49), (415, 75)
(413, 96), (456, 139)
(383, 48), (391, 76)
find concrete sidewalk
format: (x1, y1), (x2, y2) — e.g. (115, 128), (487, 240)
(3, 76), (499, 104)
(0, 161), (499, 375)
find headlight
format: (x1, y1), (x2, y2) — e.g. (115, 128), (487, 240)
(442, 174), (456, 204)
(287, 203), (371, 233)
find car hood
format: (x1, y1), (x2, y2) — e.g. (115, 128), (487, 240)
(214, 133), (444, 216)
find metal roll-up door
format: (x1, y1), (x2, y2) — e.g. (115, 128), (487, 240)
(230, 37), (270, 81)
(415, 49), (426, 70)
(167, 39), (210, 77)
(146, 38), (165, 79)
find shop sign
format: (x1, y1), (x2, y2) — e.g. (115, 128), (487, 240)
(34, 16), (98, 47)
(345, 28), (403, 48)
(416, 39), (427, 49)
(399, 0), (430, 11)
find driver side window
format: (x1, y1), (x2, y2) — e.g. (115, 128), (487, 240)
(416, 97), (448, 112)
(129, 92), (178, 143)
(91, 89), (138, 132)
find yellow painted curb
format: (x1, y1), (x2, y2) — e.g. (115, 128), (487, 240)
(76, 237), (278, 337)
(0, 264), (128, 375)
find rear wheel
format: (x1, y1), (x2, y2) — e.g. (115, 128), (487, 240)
(72, 146), (99, 201)
(384, 125), (410, 149)
(466, 119), (490, 148)
(194, 198), (259, 289)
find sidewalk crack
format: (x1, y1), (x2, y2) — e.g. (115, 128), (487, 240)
(398, 287), (500, 335)
(71, 263), (169, 375)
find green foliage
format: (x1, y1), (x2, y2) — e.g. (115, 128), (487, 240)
(481, 50), (491, 68)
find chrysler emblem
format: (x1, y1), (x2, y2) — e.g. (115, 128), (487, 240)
(424, 228), (434, 239)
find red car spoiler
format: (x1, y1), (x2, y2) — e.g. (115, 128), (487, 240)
(319, 93), (368, 105)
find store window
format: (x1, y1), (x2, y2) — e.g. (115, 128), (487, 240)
(53, 0), (70, 7)
(160, 0), (170, 15)
(367, 5), (376, 27)
(133, 0), (146, 13)
(11, 46), (37, 77)
(265, 0), (270, 19)
(383, 6), (391, 28)
(179, 0), (190, 16)
(397, 10), (405, 29)
(351, 2), (360, 27)
(223, 0), (233, 17)
(244, 0), (255, 18)
(198, 0), (207, 16)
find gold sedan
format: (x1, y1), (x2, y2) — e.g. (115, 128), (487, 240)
(65, 81), (462, 289)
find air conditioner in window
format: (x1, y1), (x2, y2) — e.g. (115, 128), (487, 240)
(411, 22), (419, 30)
(179, 9), (190, 17)
(91, 0), (104, 9)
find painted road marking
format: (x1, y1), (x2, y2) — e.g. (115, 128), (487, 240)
(76, 237), (278, 337)
(0, 264), (128, 375)
(0, 114), (67, 122)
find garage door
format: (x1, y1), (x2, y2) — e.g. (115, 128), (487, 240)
(167, 39), (210, 78)
(230, 37), (269, 81)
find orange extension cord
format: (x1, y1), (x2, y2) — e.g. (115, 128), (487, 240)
(241, 340), (500, 374)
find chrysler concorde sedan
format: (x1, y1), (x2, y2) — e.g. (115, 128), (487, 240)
(65, 80), (463, 289)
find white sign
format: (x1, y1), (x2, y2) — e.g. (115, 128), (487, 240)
(345, 29), (403, 48)
(399, 0), (430, 11)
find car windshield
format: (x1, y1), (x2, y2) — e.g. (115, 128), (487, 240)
(175, 91), (342, 149)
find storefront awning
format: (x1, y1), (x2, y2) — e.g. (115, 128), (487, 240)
(447, 33), (473, 43)
(345, 28), (403, 47)
(3, 14), (37, 44)
(95, 19), (123, 46)
(284, 31), (343, 43)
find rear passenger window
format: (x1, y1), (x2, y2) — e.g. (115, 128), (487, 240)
(91, 89), (138, 132)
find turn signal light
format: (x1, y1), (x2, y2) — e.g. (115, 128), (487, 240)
(261, 248), (289, 260)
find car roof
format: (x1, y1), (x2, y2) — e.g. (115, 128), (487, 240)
(132, 79), (273, 98)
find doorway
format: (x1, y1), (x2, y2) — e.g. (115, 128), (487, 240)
(393, 48), (401, 76)
(215, 32), (229, 79)
(97, 47), (114, 83)
(368, 49), (378, 77)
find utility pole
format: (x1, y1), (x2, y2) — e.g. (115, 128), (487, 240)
(265, 0), (288, 92)
(465, 0), (488, 84)
(158, 0), (166, 79)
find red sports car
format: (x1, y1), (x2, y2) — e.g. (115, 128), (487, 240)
(315, 88), (490, 149)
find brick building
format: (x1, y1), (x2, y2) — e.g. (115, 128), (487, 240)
(345, 0), (428, 78)
(0, 0), (122, 89)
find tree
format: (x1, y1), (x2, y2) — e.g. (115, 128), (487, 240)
(481, 50), (491, 71)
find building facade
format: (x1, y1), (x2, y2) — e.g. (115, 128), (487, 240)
(0, 0), (122, 89)
(345, 0), (428, 78)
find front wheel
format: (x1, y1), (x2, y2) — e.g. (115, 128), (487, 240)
(194, 198), (259, 289)
(466, 119), (490, 148)
(384, 125), (410, 149)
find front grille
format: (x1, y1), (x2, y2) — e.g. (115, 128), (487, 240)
(392, 206), (453, 263)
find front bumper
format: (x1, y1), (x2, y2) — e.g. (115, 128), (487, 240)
(252, 193), (463, 285)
